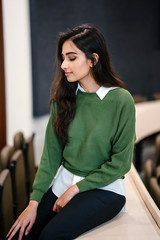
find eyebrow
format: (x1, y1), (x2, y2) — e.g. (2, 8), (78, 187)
(62, 51), (78, 56)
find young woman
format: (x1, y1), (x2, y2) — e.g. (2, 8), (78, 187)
(7, 24), (135, 240)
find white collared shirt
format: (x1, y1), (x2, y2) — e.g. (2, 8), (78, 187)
(77, 83), (118, 100)
(52, 84), (126, 205)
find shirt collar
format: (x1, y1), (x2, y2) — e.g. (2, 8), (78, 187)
(76, 82), (118, 100)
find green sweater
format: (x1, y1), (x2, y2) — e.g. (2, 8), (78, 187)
(31, 88), (136, 202)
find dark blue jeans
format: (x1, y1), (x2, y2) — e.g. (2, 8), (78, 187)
(10, 187), (125, 240)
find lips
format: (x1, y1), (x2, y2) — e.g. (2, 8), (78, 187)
(65, 72), (72, 76)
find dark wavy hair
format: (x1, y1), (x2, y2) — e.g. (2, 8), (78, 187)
(50, 24), (126, 143)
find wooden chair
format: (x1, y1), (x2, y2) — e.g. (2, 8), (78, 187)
(156, 165), (160, 184)
(144, 134), (160, 191)
(150, 176), (160, 209)
(0, 169), (14, 238)
(0, 145), (14, 170)
(10, 150), (28, 218)
(132, 94), (146, 103)
(23, 133), (36, 193)
(154, 134), (160, 167)
(13, 131), (36, 196)
(0, 159), (2, 173)
(152, 92), (160, 100)
(144, 159), (153, 191)
(13, 131), (24, 150)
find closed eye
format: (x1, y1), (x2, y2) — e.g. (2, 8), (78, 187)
(69, 57), (76, 61)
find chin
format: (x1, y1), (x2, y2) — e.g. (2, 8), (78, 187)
(66, 78), (77, 83)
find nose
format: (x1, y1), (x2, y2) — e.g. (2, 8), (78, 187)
(61, 59), (68, 70)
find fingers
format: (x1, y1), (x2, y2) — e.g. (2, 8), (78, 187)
(6, 202), (38, 240)
(25, 220), (34, 236)
(53, 202), (56, 212)
(18, 225), (26, 240)
(6, 217), (31, 240)
(53, 200), (62, 213)
(7, 220), (22, 240)
(53, 186), (79, 213)
(6, 219), (19, 238)
(56, 205), (61, 213)
(6, 220), (17, 238)
(53, 201), (58, 212)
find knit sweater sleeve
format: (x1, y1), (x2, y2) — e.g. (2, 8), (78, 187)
(30, 102), (64, 202)
(76, 92), (136, 192)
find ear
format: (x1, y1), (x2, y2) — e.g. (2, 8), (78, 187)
(90, 53), (99, 67)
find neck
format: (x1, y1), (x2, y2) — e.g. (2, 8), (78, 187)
(79, 79), (100, 93)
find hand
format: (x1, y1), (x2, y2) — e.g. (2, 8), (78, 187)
(6, 200), (39, 240)
(53, 184), (79, 213)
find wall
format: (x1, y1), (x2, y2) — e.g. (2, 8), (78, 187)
(2, 0), (47, 164)
(0, 0), (6, 150)
(2, 0), (33, 145)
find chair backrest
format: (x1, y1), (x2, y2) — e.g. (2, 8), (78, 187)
(13, 131), (24, 150)
(0, 169), (14, 238)
(10, 150), (28, 217)
(149, 177), (160, 209)
(152, 92), (160, 100)
(155, 165), (160, 184)
(132, 94), (146, 103)
(0, 158), (2, 173)
(24, 133), (36, 193)
(0, 145), (14, 170)
(13, 132), (36, 194)
(155, 134), (160, 167)
(143, 159), (153, 192)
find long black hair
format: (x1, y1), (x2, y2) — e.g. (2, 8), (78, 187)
(50, 24), (126, 143)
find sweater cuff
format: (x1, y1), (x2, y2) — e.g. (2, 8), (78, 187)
(30, 190), (44, 203)
(76, 179), (92, 193)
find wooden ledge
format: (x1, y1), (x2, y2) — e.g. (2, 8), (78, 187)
(78, 164), (160, 239)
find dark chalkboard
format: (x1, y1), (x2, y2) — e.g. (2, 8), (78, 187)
(29, 0), (160, 116)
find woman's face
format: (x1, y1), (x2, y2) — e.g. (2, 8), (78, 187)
(61, 40), (93, 84)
